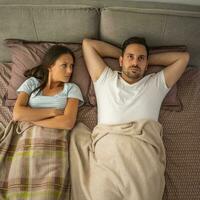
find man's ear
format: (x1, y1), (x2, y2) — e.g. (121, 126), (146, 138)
(145, 60), (148, 71)
(119, 56), (123, 68)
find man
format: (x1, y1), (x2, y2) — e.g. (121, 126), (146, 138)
(82, 37), (189, 124)
(70, 37), (189, 200)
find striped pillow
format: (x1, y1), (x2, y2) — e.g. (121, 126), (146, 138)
(0, 63), (12, 105)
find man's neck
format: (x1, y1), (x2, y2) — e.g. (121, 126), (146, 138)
(120, 72), (143, 84)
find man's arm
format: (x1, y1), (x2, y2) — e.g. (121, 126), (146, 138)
(148, 52), (190, 88)
(82, 39), (121, 81)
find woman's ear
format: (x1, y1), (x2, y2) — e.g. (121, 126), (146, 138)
(48, 64), (54, 71)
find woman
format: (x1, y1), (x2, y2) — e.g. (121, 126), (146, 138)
(0, 45), (83, 200)
(13, 45), (84, 129)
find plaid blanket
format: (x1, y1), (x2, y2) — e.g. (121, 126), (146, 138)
(0, 120), (70, 200)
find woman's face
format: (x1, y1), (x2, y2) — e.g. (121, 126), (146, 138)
(50, 53), (74, 83)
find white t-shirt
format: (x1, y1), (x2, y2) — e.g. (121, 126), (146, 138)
(94, 67), (170, 125)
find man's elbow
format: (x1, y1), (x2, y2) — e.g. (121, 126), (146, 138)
(182, 52), (190, 63)
(82, 38), (93, 48)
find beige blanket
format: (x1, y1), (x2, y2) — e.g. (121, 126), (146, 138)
(70, 120), (166, 200)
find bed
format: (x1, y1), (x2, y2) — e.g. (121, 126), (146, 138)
(0, 1), (200, 199)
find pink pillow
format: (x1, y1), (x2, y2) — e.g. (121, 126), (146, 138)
(149, 45), (186, 54)
(88, 58), (183, 111)
(4, 39), (90, 106)
(0, 62), (12, 106)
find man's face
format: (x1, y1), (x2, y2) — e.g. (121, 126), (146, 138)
(119, 44), (148, 83)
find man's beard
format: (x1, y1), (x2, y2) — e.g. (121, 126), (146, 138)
(122, 65), (145, 80)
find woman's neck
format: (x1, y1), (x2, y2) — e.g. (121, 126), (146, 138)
(47, 75), (64, 89)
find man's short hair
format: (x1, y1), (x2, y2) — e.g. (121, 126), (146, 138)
(122, 36), (149, 57)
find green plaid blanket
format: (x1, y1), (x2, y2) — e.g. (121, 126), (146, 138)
(0, 120), (70, 200)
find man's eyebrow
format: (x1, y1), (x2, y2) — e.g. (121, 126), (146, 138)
(126, 53), (146, 57)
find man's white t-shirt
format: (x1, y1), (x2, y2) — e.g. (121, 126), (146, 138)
(94, 67), (170, 125)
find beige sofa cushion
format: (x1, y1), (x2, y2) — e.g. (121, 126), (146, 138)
(100, 7), (200, 67)
(0, 6), (99, 61)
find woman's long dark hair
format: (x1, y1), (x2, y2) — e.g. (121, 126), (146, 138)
(24, 45), (75, 96)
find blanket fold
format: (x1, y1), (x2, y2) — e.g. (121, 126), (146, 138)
(0, 120), (70, 200)
(70, 119), (166, 200)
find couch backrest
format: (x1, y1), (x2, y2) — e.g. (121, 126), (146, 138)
(0, 5), (99, 61)
(0, 2), (200, 67)
(100, 7), (200, 67)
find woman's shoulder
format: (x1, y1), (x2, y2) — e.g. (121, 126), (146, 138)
(62, 82), (83, 97)
(63, 82), (84, 104)
(17, 77), (41, 94)
(64, 82), (80, 91)
(24, 76), (40, 85)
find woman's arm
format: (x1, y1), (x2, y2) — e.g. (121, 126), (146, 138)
(13, 92), (63, 121)
(31, 98), (79, 130)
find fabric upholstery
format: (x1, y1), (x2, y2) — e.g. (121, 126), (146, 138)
(0, 6), (99, 61)
(100, 7), (200, 67)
